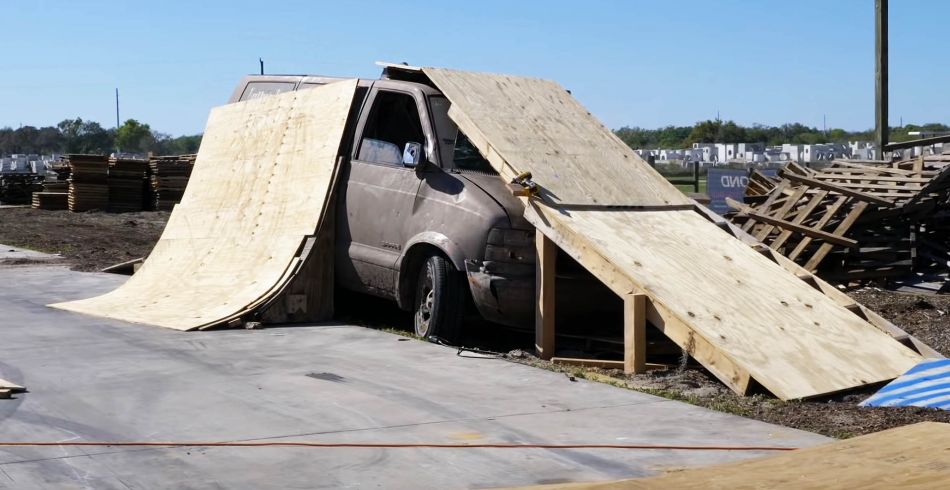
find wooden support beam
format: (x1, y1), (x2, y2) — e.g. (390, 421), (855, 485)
(550, 357), (668, 371)
(535, 231), (556, 360)
(624, 293), (647, 374)
(525, 202), (753, 396)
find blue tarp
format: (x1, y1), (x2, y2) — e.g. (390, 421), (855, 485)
(861, 358), (950, 410)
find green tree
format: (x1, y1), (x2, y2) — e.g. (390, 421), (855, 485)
(115, 119), (152, 152)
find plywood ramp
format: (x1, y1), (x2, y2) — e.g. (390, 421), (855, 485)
(424, 68), (921, 399)
(526, 203), (921, 400)
(423, 68), (690, 208)
(50, 80), (357, 331)
(498, 422), (950, 490)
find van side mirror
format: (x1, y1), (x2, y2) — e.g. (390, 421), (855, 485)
(402, 141), (423, 167)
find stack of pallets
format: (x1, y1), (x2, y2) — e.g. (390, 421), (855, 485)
(31, 191), (68, 210)
(147, 154), (196, 211)
(727, 154), (950, 283)
(108, 157), (148, 212)
(31, 180), (70, 210)
(67, 154), (109, 212)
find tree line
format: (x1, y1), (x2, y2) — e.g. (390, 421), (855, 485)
(0, 118), (201, 156)
(614, 120), (950, 149)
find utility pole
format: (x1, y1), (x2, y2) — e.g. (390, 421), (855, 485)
(115, 88), (120, 128)
(259, 58), (264, 75)
(875, 0), (888, 154)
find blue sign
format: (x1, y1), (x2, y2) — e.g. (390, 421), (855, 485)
(706, 169), (750, 215)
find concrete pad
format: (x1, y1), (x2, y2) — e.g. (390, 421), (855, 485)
(0, 243), (62, 265)
(0, 266), (829, 489)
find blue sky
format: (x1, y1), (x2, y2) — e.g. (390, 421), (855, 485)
(2, 0), (947, 135)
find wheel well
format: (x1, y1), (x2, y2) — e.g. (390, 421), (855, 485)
(397, 243), (456, 311)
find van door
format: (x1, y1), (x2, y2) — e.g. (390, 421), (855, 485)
(338, 87), (431, 298)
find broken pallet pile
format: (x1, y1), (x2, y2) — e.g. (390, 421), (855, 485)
(108, 157), (148, 212)
(147, 154), (196, 211)
(67, 154), (109, 212)
(727, 155), (950, 283)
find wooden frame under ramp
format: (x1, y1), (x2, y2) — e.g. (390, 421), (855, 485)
(50, 80), (357, 331)
(423, 67), (925, 399)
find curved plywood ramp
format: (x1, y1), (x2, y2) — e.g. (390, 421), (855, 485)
(50, 79), (357, 331)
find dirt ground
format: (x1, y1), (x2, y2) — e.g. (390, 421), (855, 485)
(0, 207), (168, 271)
(3, 205), (948, 438)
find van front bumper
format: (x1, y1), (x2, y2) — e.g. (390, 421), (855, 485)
(465, 260), (534, 328)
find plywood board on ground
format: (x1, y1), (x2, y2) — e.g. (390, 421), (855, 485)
(423, 68), (690, 208)
(499, 422), (950, 490)
(50, 80), (357, 330)
(525, 203), (922, 400)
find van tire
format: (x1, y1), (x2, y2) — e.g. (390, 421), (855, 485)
(413, 254), (464, 343)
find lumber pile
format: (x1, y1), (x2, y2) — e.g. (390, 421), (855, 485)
(66, 154), (109, 212)
(108, 157), (148, 212)
(147, 154), (196, 211)
(727, 154), (950, 283)
(31, 191), (68, 210)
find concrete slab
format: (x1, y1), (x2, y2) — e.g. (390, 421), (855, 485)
(0, 266), (829, 489)
(0, 243), (62, 265)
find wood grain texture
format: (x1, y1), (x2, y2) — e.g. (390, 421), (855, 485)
(500, 422), (950, 490)
(423, 68), (690, 207)
(50, 80), (357, 330)
(526, 204), (921, 400)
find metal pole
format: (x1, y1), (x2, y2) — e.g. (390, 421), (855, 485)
(259, 58), (264, 75)
(875, 0), (888, 155)
(115, 88), (120, 128)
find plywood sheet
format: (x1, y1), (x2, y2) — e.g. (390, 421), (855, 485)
(50, 80), (357, 330)
(423, 68), (689, 208)
(500, 422), (950, 489)
(525, 205), (922, 400)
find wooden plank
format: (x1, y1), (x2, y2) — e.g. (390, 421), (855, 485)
(507, 423), (950, 490)
(752, 186), (808, 241)
(526, 202), (921, 400)
(50, 80), (358, 330)
(424, 68), (690, 208)
(782, 172), (895, 206)
(624, 293), (647, 374)
(0, 378), (24, 392)
(770, 190), (829, 250)
(727, 198), (858, 248)
(802, 201), (869, 271)
(787, 196), (848, 261)
(535, 232), (556, 360)
(524, 203), (753, 396)
(550, 357), (667, 371)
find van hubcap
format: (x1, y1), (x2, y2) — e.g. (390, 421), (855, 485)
(415, 263), (435, 337)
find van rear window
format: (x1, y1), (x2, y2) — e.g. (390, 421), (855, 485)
(240, 82), (295, 101)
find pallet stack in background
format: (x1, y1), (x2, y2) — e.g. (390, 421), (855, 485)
(147, 154), (196, 211)
(728, 154), (950, 286)
(67, 154), (109, 212)
(108, 158), (148, 212)
(30, 179), (69, 210)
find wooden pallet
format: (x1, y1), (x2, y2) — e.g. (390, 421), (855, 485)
(729, 157), (950, 280)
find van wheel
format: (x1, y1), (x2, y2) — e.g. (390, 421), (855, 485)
(413, 255), (464, 343)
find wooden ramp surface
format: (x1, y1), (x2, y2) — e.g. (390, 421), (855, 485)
(424, 68), (690, 207)
(425, 68), (922, 399)
(499, 422), (950, 490)
(50, 80), (357, 330)
(526, 205), (921, 400)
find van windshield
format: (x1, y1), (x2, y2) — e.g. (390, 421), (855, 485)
(428, 95), (497, 174)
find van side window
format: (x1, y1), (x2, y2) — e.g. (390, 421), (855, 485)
(240, 82), (295, 102)
(357, 91), (425, 166)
